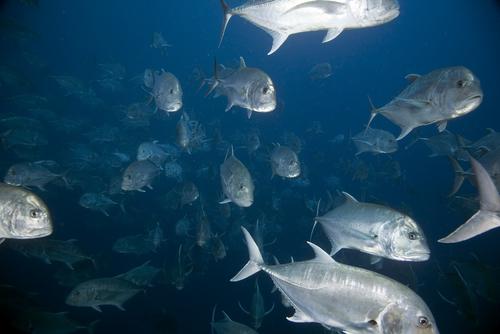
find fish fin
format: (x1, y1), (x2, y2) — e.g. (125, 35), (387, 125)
(239, 56), (246, 68)
(247, 109), (252, 119)
(101, 209), (109, 217)
(396, 126), (414, 141)
(205, 58), (220, 97)
(306, 241), (335, 264)
(438, 210), (500, 243)
(91, 305), (102, 312)
(219, 198), (231, 204)
(114, 303), (126, 311)
(265, 302), (275, 315)
(266, 30), (289, 55)
(285, 1), (347, 15)
(221, 311), (232, 321)
(0, 238), (5, 245)
(341, 191), (358, 203)
(448, 157), (465, 197)
(471, 157), (500, 211)
(238, 301), (250, 315)
(322, 27), (343, 43)
(437, 121), (447, 132)
(404, 74), (421, 83)
(310, 199), (322, 241)
(287, 308), (312, 323)
(230, 227), (264, 282)
(224, 100), (234, 112)
(366, 95), (378, 129)
(218, 0), (233, 48)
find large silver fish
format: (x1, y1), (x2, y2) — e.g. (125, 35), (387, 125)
(439, 157), (500, 243)
(0, 182), (53, 244)
(313, 192), (430, 261)
(352, 127), (398, 155)
(219, 147), (254, 207)
(219, 0), (400, 55)
(206, 57), (276, 118)
(368, 67), (483, 140)
(232, 227), (439, 334)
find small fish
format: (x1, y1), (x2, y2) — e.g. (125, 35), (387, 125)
(121, 160), (161, 192)
(352, 127), (398, 155)
(149, 69), (183, 113)
(211, 305), (258, 334)
(238, 278), (274, 329)
(270, 144), (301, 178)
(219, 146), (254, 207)
(309, 62), (332, 81)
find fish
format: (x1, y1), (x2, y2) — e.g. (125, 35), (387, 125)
(115, 260), (161, 287)
(121, 160), (161, 192)
(66, 277), (142, 312)
(137, 140), (169, 168)
(352, 127), (398, 155)
(238, 279), (274, 329)
(309, 62), (332, 81)
(439, 157), (500, 243)
(231, 227), (439, 333)
(367, 67), (483, 140)
(218, 0), (400, 55)
(0, 182), (52, 244)
(78, 192), (118, 216)
(270, 144), (301, 178)
(211, 305), (258, 334)
(219, 146), (254, 207)
(466, 128), (500, 157)
(4, 161), (66, 191)
(414, 130), (469, 161)
(312, 192), (430, 261)
(168, 244), (193, 290)
(206, 57), (276, 118)
(150, 69), (183, 113)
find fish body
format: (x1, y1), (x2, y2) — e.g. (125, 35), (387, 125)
(368, 67), (483, 140)
(121, 160), (160, 192)
(352, 127), (397, 155)
(314, 192), (430, 261)
(270, 144), (301, 178)
(220, 147), (254, 207)
(231, 227), (439, 334)
(151, 69), (183, 113)
(4, 161), (63, 191)
(219, 0), (400, 55)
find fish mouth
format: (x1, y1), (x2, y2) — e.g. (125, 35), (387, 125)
(405, 251), (430, 261)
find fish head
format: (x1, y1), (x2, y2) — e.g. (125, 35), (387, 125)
(66, 285), (94, 307)
(155, 74), (183, 112)
(3, 165), (24, 186)
(286, 158), (301, 178)
(358, 0), (400, 26)
(380, 135), (398, 153)
(121, 170), (138, 191)
(441, 67), (483, 118)
(233, 181), (254, 207)
(380, 302), (439, 334)
(249, 78), (276, 113)
(388, 215), (430, 261)
(9, 193), (52, 239)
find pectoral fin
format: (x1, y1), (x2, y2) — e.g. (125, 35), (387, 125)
(266, 30), (289, 55)
(287, 308), (313, 323)
(322, 27), (343, 43)
(437, 121), (447, 132)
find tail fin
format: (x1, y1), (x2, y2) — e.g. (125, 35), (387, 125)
(448, 157), (467, 197)
(365, 96), (378, 131)
(439, 157), (500, 243)
(218, 0), (233, 48)
(309, 199), (321, 241)
(230, 227), (264, 282)
(205, 58), (220, 97)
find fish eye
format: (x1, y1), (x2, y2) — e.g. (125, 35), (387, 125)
(417, 316), (430, 328)
(239, 184), (246, 191)
(29, 209), (41, 219)
(408, 231), (418, 240)
(456, 80), (465, 88)
(368, 319), (377, 326)
(169, 89), (174, 94)
(262, 87), (269, 94)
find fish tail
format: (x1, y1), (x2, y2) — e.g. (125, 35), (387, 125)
(205, 58), (220, 97)
(218, 0), (233, 48)
(309, 199), (321, 241)
(365, 95), (378, 132)
(447, 156), (465, 197)
(230, 227), (264, 282)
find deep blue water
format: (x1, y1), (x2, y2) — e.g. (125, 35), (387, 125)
(1, 0), (500, 333)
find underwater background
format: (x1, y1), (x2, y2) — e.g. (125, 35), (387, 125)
(1, 0), (500, 333)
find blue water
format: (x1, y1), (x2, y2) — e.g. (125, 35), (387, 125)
(1, 0), (500, 333)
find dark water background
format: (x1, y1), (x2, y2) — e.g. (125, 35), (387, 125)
(1, 0), (500, 333)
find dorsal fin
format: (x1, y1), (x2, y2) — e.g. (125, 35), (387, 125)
(341, 191), (358, 203)
(404, 74), (421, 83)
(306, 242), (334, 264)
(221, 311), (232, 321)
(472, 157), (500, 212)
(239, 57), (247, 68)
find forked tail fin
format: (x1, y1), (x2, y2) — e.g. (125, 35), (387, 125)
(230, 227), (264, 282)
(218, 0), (233, 48)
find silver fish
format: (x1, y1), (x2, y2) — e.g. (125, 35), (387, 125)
(0, 182), (52, 244)
(66, 277), (142, 312)
(439, 157), (500, 243)
(270, 144), (301, 178)
(238, 279), (274, 329)
(137, 140), (169, 168)
(219, 146), (254, 207)
(207, 57), (276, 118)
(231, 227), (439, 334)
(211, 306), (258, 334)
(150, 69), (183, 113)
(352, 127), (398, 155)
(367, 67), (483, 140)
(219, 0), (400, 55)
(312, 192), (430, 261)
(121, 160), (160, 192)
(4, 161), (65, 191)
